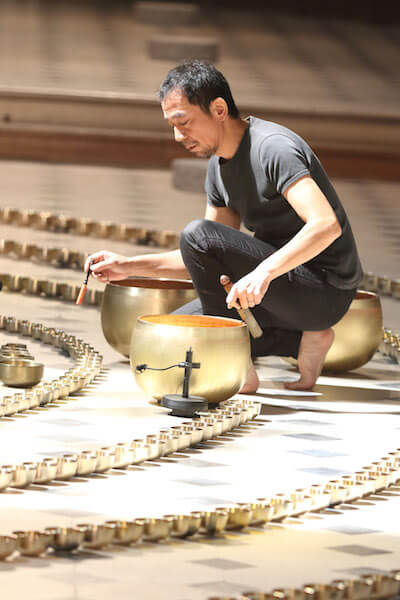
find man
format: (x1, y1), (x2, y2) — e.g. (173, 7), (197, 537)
(87, 60), (363, 393)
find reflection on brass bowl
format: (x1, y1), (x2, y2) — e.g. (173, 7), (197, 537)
(130, 314), (250, 404)
(101, 277), (197, 358)
(0, 359), (44, 387)
(288, 291), (383, 373)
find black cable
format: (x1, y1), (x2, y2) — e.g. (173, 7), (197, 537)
(135, 363), (185, 374)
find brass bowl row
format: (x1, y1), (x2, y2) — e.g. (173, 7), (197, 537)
(209, 571), (400, 600)
(0, 315), (103, 423)
(0, 398), (261, 492)
(0, 511), (241, 559)
(362, 271), (400, 299)
(6, 400), (400, 498)
(0, 274), (103, 307)
(0, 208), (179, 248)
(380, 329), (400, 364)
(0, 239), (87, 269)
(1, 448), (400, 560)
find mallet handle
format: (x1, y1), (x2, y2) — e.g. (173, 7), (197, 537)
(220, 276), (263, 339)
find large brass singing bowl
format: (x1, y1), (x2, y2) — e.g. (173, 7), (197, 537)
(324, 290), (383, 372)
(288, 290), (383, 373)
(101, 277), (197, 358)
(130, 314), (250, 404)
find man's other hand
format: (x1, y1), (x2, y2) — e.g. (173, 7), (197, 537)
(84, 251), (131, 284)
(226, 267), (272, 310)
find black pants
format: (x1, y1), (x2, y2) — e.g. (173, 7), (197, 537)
(173, 219), (357, 359)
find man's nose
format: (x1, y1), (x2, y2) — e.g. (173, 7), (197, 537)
(174, 127), (185, 142)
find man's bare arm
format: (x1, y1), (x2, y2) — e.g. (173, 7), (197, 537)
(204, 204), (241, 229)
(258, 175), (341, 280)
(226, 175), (342, 309)
(87, 204), (240, 282)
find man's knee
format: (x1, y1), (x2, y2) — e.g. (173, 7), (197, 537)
(180, 218), (219, 249)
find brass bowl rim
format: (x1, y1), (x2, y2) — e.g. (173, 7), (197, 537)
(137, 314), (245, 329)
(355, 290), (379, 301)
(0, 359), (44, 369)
(107, 277), (194, 290)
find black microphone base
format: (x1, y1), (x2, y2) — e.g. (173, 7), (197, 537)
(161, 393), (208, 418)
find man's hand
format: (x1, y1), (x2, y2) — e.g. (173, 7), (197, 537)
(85, 251), (131, 283)
(226, 266), (272, 310)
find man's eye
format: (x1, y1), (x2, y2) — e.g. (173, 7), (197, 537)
(179, 121), (189, 127)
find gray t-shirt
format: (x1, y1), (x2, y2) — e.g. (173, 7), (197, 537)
(205, 116), (363, 290)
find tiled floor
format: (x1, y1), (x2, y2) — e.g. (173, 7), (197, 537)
(0, 2), (398, 116)
(0, 160), (399, 598)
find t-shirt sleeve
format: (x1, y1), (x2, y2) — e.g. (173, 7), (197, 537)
(205, 158), (226, 207)
(260, 134), (310, 196)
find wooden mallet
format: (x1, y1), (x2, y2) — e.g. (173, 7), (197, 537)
(220, 274), (263, 339)
(76, 260), (94, 306)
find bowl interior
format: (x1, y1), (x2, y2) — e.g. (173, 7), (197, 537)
(140, 314), (242, 328)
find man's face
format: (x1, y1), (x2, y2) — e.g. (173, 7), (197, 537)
(161, 89), (221, 158)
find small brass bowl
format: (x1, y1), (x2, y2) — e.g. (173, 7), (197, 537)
(35, 459), (58, 484)
(158, 433), (177, 455)
(0, 534), (18, 560)
(13, 530), (51, 556)
(77, 523), (115, 549)
(105, 519), (145, 545)
(95, 447), (115, 473)
(7, 463), (36, 489)
(164, 514), (191, 538)
(143, 517), (173, 542)
(45, 526), (85, 551)
(130, 440), (150, 464)
(55, 455), (78, 480)
(187, 512), (202, 536)
(201, 509), (228, 535)
(76, 451), (97, 476)
(101, 277), (197, 358)
(131, 314), (250, 404)
(248, 501), (274, 526)
(195, 421), (214, 441)
(223, 505), (252, 530)
(0, 359), (44, 387)
(113, 443), (134, 469)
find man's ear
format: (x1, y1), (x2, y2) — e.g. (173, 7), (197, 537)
(210, 97), (228, 121)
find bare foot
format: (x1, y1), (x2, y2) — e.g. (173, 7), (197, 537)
(284, 329), (334, 391)
(239, 360), (260, 394)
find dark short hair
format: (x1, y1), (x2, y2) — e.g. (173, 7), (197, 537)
(158, 60), (240, 119)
